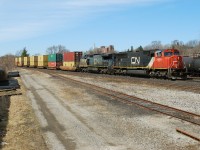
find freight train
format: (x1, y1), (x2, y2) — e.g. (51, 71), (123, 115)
(183, 54), (200, 76)
(15, 49), (187, 79)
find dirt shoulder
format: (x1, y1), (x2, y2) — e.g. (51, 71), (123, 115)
(0, 78), (47, 150)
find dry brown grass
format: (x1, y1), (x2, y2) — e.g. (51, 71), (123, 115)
(1, 78), (47, 150)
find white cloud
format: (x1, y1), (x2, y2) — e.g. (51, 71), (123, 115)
(0, 0), (164, 42)
(0, 22), (48, 41)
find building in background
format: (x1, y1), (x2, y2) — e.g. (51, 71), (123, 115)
(100, 45), (115, 54)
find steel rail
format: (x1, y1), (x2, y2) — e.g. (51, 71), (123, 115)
(25, 67), (200, 94)
(176, 128), (200, 142)
(48, 73), (200, 126)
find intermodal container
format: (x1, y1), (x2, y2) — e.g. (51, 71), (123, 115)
(63, 61), (79, 67)
(18, 57), (24, 67)
(30, 56), (38, 67)
(48, 62), (62, 69)
(48, 54), (63, 62)
(60, 61), (79, 71)
(63, 52), (82, 62)
(38, 55), (48, 68)
(15, 57), (19, 66)
(24, 57), (30, 67)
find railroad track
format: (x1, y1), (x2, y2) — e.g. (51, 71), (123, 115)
(24, 67), (200, 94)
(46, 72), (200, 126)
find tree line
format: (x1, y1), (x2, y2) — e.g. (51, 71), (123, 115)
(0, 45), (69, 71)
(87, 40), (200, 56)
(15, 45), (70, 57)
(15, 39), (200, 57)
(142, 40), (200, 56)
(1, 39), (199, 72)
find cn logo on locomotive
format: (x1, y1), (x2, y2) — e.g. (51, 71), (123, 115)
(131, 57), (140, 65)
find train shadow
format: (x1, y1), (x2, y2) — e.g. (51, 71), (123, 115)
(0, 96), (10, 148)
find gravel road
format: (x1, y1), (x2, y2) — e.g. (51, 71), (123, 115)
(20, 69), (200, 150)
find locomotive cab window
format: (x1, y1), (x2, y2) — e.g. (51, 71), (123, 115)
(156, 51), (162, 57)
(164, 52), (173, 57)
(174, 51), (180, 55)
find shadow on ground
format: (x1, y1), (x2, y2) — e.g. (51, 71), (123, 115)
(0, 96), (10, 148)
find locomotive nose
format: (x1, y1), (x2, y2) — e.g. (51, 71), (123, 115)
(171, 56), (183, 69)
(173, 56), (181, 61)
(177, 56), (182, 61)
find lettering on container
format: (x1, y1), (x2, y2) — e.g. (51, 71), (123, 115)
(131, 57), (140, 65)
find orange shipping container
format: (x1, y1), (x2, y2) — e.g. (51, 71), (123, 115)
(48, 62), (62, 69)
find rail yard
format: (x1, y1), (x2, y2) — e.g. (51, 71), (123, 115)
(0, 65), (199, 149)
(1, 49), (200, 149)
(1, 0), (200, 149)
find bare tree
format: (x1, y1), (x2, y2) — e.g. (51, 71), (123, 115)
(144, 41), (163, 50)
(87, 47), (102, 55)
(151, 41), (162, 49)
(46, 45), (70, 54)
(34, 53), (41, 56)
(15, 47), (29, 57)
(142, 39), (200, 56)
(186, 40), (199, 48)
(15, 50), (22, 56)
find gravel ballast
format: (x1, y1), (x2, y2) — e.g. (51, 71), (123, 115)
(20, 69), (200, 150)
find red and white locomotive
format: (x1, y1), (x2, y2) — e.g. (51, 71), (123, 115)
(148, 49), (186, 79)
(80, 49), (187, 79)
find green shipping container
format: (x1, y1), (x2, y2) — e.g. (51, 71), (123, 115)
(48, 54), (63, 62)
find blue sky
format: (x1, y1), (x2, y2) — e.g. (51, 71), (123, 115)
(0, 0), (200, 56)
